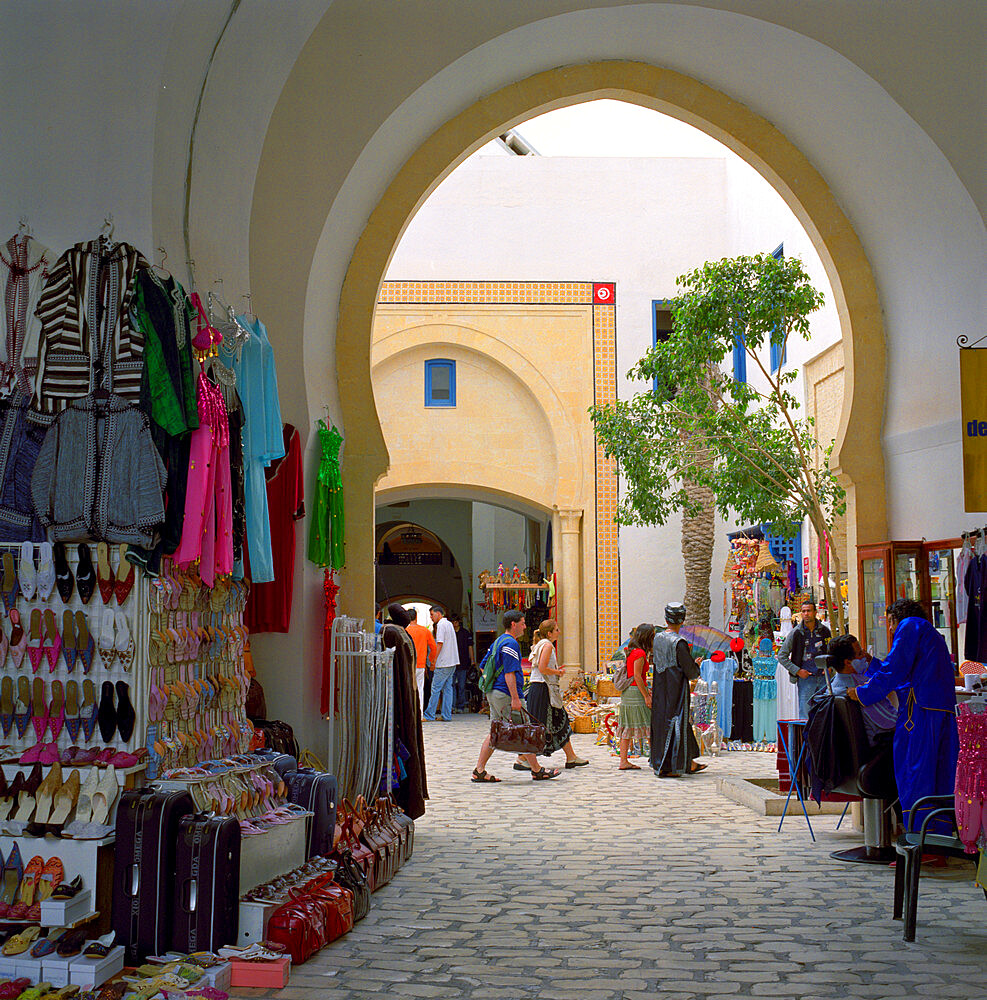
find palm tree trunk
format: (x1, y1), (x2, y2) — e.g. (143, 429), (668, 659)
(681, 477), (714, 626)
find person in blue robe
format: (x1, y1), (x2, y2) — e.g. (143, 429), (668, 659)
(847, 599), (958, 832)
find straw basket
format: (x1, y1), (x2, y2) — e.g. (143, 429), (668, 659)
(572, 715), (596, 734)
(595, 678), (621, 698)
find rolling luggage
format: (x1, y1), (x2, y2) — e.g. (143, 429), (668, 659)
(286, 768), (337, 858)
(172, 814), (242, 953)
(250, 748), (298, 777)
(112, 788), (194, 963)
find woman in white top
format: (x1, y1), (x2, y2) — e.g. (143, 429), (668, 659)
(515, 620), (589, 771)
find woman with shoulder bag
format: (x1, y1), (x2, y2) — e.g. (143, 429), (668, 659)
(515, 620), (589, 771)
(617, 623), (654, 770)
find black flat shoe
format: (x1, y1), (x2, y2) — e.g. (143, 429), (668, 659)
(53, 541), (74, 603)
(564, 758), (589, 768)
(97, 680), (116, 742)
(512, 762), (530, 771)
(76, 543), (96, 605)
(115, 681), (135, 742)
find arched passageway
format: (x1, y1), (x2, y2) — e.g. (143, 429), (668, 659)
(254, 61), (887, 622)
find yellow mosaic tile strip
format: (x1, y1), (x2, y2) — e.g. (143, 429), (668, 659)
(379, 281), (594, 304)
(593, 302), (620, 668)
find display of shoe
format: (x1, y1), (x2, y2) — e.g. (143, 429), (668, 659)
(89, 765), (118, 826)
(26, 762), (61, 834)
(9, 609), (26, 671)
(31, 677), (48, 742)
(0, 550), (18, 615)
(0, 675), (13, 737)
(26, 608), (44, 675)
(37, 855), (64, 901)
(75, 543), (96, 605)
(63, 679), (82, 743)
(0, 842), (23, 913)
(53, 541), (74, 603)
(18, 541), (37, 602)
(48, 680), (66, 740)
(11, 677), (31, 744)
(96, 542), (115, 605)
(96, 610), (116, 670)
(36, 541), (56, 602)
(97, 681), (116, 743)
(75, 612), (94, 674)
(115, 610), (134, 672)
(80, 678), (98, 742)
(114, 544), (134, 605)
(43, 609), (62, 672)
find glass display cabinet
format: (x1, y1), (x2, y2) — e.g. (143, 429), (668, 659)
(856, 539), (962, 664)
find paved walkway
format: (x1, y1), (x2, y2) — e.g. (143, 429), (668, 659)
(237, 714), (986, 999)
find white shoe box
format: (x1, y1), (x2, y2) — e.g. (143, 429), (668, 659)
(0, 954), (19, 977)
(14, 954), (44, 980)
(42, 952), (80, 987)
(40, 890), (92, 926)
(237, 900), (279, 945)
(200, 960), (232, 992)
(68, 944), (125, 989)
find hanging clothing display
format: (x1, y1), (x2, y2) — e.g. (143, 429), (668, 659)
(245, 424), (304, 633)
(699, 653), (738, 740)
(308, 418), (344, 570)
(0, 233), (54, 397)
(751, 640), (778, 742)
(956, 537), (973, 624)
(173, 372), (233, 587)
(32, 239), (149, 422)
(229, 314), (283, 583)
(208, 358), (246, 568)
(0, 399), (47, 542)
(30, 393), (166, 545)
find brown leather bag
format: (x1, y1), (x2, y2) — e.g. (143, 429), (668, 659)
(489, 706), (546, 754)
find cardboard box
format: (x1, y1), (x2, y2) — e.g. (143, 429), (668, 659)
(0, 955), (19, 977)
(14, 955), (43, 980)
(40, 891), (92, 926)
(200, 960), (232, 992)
(68, 945), (125, 988)
(229, 955), (291, 989)
(41, 953), (80, 988)
(237, 900), (279, 946)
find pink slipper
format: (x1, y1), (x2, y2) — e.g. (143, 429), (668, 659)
(39, 742), (60, 765)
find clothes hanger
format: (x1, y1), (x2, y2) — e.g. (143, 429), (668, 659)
(152, 246), (171, 278)
(240, 293), (255, 321)
(16, 216), (32, 240)
(97, 213), (115, 246)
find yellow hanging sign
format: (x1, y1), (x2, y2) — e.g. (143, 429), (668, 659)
(960, 348), (987, 511)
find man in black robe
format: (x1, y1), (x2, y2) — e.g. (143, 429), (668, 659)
(650, 602), (706, 777)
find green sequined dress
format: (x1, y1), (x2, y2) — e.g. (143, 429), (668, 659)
(308, 419), (344, 569)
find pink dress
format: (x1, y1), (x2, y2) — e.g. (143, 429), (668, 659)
(174, 372), (233, 587)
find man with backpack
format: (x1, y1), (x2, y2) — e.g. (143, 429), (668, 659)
(472, 610), (562, 783)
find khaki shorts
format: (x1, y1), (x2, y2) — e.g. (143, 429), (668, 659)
(487, 689), (526, 722)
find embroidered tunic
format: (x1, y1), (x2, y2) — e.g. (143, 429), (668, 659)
(0, 234), (54, 398)
(30, 393), (167, 545)
(32, 239), (149, 423)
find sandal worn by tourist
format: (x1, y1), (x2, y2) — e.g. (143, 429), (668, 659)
(470, 768), (500, 783)
(531, 767), (561, 780)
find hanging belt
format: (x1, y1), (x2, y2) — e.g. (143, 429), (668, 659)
(904, 688), (953, 731)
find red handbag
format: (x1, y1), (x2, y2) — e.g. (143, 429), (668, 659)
(267, 897), (324, 964)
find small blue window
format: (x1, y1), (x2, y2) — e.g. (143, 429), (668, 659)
(425, 359), (456, 407)
(733, 334), (747, 384)
(770, 244), (786, 373)
(652, 301), (673, 394)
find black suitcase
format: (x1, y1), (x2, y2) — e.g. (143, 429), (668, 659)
(112, 788), (194, 963)
(285, 768), (337, 858)
(250, 749), (298, 777)
(171, 814), (241, 953)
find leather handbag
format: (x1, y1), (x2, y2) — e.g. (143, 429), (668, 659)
(489, 706), (546, 754)
(334, 851), (371, 922)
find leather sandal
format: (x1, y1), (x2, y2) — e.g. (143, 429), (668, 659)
(531, 767), (561, 780)
(470, 768), (500, 783)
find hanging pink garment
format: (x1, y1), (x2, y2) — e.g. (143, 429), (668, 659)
(174, 372), (234, 587)
(954, 703), (987, 852)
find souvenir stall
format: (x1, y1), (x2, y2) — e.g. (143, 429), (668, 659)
(0, 221), (415, 994)
(476, 564), (552, 660)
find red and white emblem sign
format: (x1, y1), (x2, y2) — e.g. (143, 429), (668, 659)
(593, 283), (615, 305)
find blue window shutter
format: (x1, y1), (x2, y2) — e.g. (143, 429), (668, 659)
(733, 335), (747, 383)
(425, 359), (456, 407)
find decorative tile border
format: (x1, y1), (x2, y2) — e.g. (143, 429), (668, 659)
(379, 281), (594, 304)
(592, 294), (620, 668)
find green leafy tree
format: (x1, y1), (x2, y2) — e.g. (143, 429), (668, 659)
(590, 253), (846, 634)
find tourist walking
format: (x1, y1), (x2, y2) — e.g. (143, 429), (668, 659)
(617, 622), (654, 770)
(405, 609), (438, 717)
(650, 602), (706, 777)
(424, 605), (459, 721)
(472, 610), (561, 783)
(516, 620), (588, 771)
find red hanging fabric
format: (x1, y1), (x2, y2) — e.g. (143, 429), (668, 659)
(320, 569), (340, 715)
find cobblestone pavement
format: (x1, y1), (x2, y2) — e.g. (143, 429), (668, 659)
(235, 714), (987, 999)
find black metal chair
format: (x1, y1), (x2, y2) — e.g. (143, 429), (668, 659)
(823, 695), (898, 864)
(892, 794), (985, 941)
